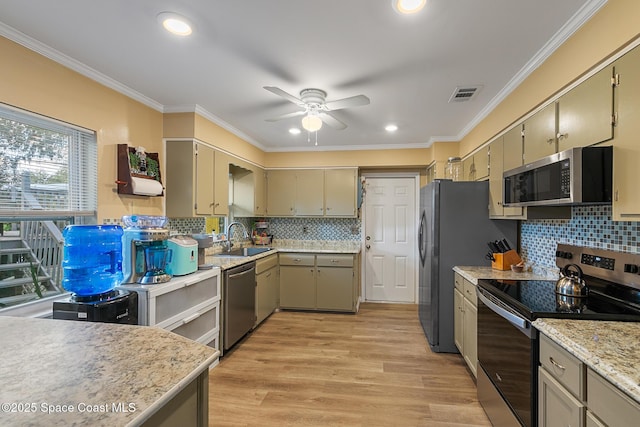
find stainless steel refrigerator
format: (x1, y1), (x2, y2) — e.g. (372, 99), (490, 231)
(418, 180), (517, 353)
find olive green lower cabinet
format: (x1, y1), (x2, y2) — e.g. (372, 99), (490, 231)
(538, 333), (640, 427)
(255, 253), (279, 327)
(279, 253), (359, 312)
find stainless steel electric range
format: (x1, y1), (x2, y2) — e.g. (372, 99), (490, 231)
(476, 244), (640, 427)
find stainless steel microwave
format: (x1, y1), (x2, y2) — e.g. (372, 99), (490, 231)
(503, 146), (612, 207)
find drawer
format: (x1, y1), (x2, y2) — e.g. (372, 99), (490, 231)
(317, 254), (354, 267)
(587, 367), (640, 427)
(454, 272), (464, 291)
(462, 279), (477, 307)
(540, 334), (585, 400)
(153, 275), (219, 325)
(279, 253), (314, 266)
(256, 253), (278, 274)
(166, 302), (219, 342)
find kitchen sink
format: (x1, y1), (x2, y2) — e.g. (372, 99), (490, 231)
(215, 247), (273, 257)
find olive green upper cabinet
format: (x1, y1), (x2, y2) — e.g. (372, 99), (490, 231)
(324, 168), (357, 217)
(213, 150), (230, 216)
(523, 103), (557, 163)
(524, 67), (614, 164)
(165, 140), (210, 217)
(462, 147), (489, 181)
(266, 170), (296, 216)
(611, 45), (640, 220)
(295, 169), (325, 216)
(557, 65), (615, 152)
(165, 140), (230, 217)
(488, 127), (525, 219)
(253, 167), (267, 216)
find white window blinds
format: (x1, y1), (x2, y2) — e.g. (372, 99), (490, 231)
(0, 103), (97, 219)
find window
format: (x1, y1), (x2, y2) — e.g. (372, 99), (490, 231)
(0, 103), (97, 314)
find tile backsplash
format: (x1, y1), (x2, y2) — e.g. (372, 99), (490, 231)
(521, 205), (640, 268)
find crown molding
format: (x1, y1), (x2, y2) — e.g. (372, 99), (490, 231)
(455, 0), (607, 141)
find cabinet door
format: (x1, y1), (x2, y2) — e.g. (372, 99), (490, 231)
(325, 168), (357, 217)
(538, 367), (585, 427)
(255, 267), (276, 325)
(501, 125), (525, 218)
(266, 170), (296, 216)
(316, 267), (354, 311)
(295, 169), (324, 216)
(473, 146), (489, 181)
(165, 140), (196, 218)
(523, 102), (557, 163)
(462, 297), (477, 378)
(454, 287), (464, 353)
(612, 46), (640, 220)
(195, 143), (215, 216)
(558, 66), (614, 152)
(254, 167), (266, 216)
(213, 150), (230, 215)
(279, 266), (315, 309)
(462, 156), (474, 181)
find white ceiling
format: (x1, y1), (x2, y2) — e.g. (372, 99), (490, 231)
(0, 0), (603, 152)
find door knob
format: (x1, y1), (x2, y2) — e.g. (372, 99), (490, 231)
(366, 236), (371, 241)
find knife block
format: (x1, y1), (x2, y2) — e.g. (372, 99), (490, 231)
(491, 250), (522, 271)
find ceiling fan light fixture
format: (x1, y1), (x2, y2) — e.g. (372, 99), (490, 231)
(157, 12), (193, 36)
(392, 0), (426, 14)
(301, 114), (323, 132)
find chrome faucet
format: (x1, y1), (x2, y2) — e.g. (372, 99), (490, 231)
(225, 222), (249, 251)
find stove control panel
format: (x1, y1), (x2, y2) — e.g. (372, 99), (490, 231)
(581, 254), (615, 270)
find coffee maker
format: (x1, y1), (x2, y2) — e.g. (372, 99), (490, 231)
(53, 224), (138, 324)
(122, 215), (172, 284)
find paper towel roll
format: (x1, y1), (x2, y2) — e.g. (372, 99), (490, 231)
(131, 177), (163, 196)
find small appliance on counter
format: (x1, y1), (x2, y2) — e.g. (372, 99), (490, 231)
(52, 224), (138, 324)
(192, 234), (214, 270)
(122, 215), (172, 284)
(166, 235), (198, 276)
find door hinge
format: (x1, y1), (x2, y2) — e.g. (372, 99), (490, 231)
(612, 112), (618, 126)
(194, 203), (198, 210)
(612, 74), (620, 87)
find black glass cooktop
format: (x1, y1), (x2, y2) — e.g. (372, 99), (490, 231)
(477, 278), (640, 321)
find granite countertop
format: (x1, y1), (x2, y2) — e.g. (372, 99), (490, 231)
(0, 317), (218, 427)
(534, 318), (640, 404)
(205, 240), (361, 270)
(453, 265), (559, 285)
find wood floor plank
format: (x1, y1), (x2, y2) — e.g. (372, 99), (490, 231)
(209, 302), (491, 426)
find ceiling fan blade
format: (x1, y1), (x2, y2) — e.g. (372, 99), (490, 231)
(265, 110), (306, 122)
(324, 94), (370, 111)
(319, 112), (347, 130)
(263, 86), (305, 106)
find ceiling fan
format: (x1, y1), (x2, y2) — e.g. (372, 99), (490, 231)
(264, 86), (370, 132)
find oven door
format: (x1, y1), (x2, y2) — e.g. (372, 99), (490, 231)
(477, 289), (538, 427)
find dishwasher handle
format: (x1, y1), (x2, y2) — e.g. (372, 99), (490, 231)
(227, 265), (255, 280)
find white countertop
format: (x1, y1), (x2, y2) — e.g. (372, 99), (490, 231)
(0, 317), (218, 426)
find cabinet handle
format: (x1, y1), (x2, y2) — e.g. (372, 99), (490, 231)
(293, 258), (301, 263)
(556, 132), (568, 140)
(265, 272), (272, 278)
(182, 312), (201, 324)
(184, 278), (199, 287)
(549, 356), (566, 371)
(331, 259), (339, 263)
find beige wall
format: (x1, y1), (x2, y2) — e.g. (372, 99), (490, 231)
(459, 0), (640, 156)
(3, 0), (639, 221)
(0, 36), (164, 222)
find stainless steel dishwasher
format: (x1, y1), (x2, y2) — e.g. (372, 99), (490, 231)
(223, 261), (256, 351)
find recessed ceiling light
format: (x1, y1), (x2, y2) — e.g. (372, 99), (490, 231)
(392, 0), (426, 14)
(385, 124), (398, 132)
(157, 12), (193, 36)
(289, 128), (301, 135)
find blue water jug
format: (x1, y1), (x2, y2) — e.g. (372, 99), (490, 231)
(62, 225), (124, 296)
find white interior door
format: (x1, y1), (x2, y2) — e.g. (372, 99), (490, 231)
(364, 176), (417, 303)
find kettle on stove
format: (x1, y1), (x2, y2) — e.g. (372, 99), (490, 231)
(556, 263), (589, 297)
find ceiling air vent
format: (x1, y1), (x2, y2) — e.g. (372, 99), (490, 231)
(448, 85), (482, 103)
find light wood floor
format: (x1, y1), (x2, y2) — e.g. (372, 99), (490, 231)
(209, 303), (491, 426)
